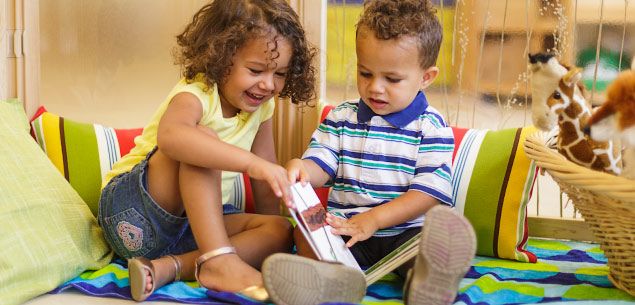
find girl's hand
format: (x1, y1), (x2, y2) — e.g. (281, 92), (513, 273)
(246, 157), (293, 207)
(285, 158), (310, 185)
(326, 212), (379, 248)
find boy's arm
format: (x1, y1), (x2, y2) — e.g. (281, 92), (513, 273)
(328, 190), (439, 247)
(367, 190), (439, 229)
(250, 118), (284, 215)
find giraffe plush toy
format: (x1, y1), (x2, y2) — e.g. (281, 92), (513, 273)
(585, 60), (635, 179)
(528, 53), (622, 175)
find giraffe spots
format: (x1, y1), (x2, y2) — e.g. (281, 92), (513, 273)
(559, 121), (580, 145)
(590, 157), (606, 171)
(595, 152), (615, 171)
(569, 141), (596, 163)
(564, 102), (583, 119)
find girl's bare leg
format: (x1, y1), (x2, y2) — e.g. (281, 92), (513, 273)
(223, 213), (293, 267)
(141, 136), (292, 292)
(137, 214), (292, 293)
(293, 226), (319, 260)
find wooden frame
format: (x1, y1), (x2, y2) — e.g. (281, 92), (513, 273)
(4, 0), (597, 242)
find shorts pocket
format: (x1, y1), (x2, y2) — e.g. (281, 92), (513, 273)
(103, 208), (156, 258)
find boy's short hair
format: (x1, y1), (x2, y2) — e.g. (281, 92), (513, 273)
(356, 0), (442, 69)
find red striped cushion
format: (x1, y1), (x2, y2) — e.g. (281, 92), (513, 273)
(452, 126), (538, 262)
(30, 107), (142, 216)
(30, 107), (260, 215)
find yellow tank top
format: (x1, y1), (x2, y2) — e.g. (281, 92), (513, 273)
(103, 76), (275, 205)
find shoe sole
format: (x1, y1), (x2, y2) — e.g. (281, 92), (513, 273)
(406, 205), (476, 305)
(262, 253), (366, 305)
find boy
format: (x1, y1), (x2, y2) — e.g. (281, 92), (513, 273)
(263, 1), (476, 305)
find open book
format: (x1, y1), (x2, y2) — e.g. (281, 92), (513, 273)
(289, 182), (421, 285)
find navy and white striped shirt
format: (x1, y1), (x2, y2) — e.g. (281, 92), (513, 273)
(303, 92), (454, 236)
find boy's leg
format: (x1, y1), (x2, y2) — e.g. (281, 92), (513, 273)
(404, 205), (476, 305)
(262, 253), (366, 305)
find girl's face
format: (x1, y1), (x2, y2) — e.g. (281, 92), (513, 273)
(218, 34), (292, 118)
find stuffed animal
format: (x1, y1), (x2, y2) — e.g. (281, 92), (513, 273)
(528, 53), (622, 175)
(585, 60), (635, 179)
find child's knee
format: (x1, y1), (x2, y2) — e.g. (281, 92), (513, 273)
(260, 215), (293, 236)
(274, 216), (293, 235)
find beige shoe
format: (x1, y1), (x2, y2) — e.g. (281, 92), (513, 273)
(404, 205), (476, 305)
(262, 253), (366, 305)
(128, 257), (156, 302)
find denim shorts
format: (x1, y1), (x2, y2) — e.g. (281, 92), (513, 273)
(98, 148), (242, 259)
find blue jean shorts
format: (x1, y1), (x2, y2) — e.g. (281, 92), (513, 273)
(98, 148), (242, 259)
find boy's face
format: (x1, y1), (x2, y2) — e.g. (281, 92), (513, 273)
(355, 27), (438, 116)
(218, 33), (291, 118)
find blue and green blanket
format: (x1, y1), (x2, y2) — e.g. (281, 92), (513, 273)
(52, 238), (635, 304)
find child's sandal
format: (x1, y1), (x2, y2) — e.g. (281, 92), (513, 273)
(129, 255), (182, 302)
(194, 246), (270, 302)
(128, 257), (156, 302)
(194, 246), (237, 282)
(166, 254), (182, 282)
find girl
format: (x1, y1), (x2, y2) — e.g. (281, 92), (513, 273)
(98, 0), (316, 301)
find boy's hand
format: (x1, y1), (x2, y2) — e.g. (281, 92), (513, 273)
(285, 158), (310, 185)
(326, 212), (379, 247)
(246, 157), (293, 207)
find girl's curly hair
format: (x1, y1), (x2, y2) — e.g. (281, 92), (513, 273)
(175, 0), (317, 105)
(356, 0), (442, 69)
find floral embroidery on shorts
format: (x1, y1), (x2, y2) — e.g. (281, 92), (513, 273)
(117, 221), (144, 252)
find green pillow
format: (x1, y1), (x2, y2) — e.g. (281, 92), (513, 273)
(452, 126), (538, 262)
(0, 99), (113, 305)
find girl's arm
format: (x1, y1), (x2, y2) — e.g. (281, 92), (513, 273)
(157, 92), (291, 202)
(249, 118), (282, 215)
(286, 158), (331, 188)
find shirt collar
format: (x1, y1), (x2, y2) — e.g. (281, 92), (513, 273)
(357, 91), (429, 128)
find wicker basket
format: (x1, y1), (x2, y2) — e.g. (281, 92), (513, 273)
(524, 134), (635, 296)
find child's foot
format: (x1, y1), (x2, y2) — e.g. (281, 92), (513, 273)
(262, 253), (366, 305)
(197, 253), (263, 292)
(404, 205), (476, 305)
(129, 256), (179, 301)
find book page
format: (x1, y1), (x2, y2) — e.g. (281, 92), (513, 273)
(290, 183), (361, 272)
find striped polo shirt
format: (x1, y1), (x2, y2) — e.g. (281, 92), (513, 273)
(303, 92), (454, 236)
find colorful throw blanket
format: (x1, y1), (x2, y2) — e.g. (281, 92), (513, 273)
(52, 238), (635, 304)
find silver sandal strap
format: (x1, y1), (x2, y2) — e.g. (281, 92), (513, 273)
(194, 246), (237, 283)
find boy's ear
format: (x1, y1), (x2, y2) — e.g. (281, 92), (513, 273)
(420, 66), (439, 89)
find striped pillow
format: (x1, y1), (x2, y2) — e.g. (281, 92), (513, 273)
(30, 107), (142, 216)
(452, 126), (538, 262)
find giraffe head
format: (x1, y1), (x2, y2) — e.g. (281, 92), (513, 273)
(586, 69), (635, 147)
(528, 53), (568, 131)
(545, 67), (586, 119)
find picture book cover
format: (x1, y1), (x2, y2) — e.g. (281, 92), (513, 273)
(289, 182), (422, 285)
(289, 182), (361, 271)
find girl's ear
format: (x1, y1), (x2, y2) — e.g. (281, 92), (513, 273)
(420, 66), (439, 90)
